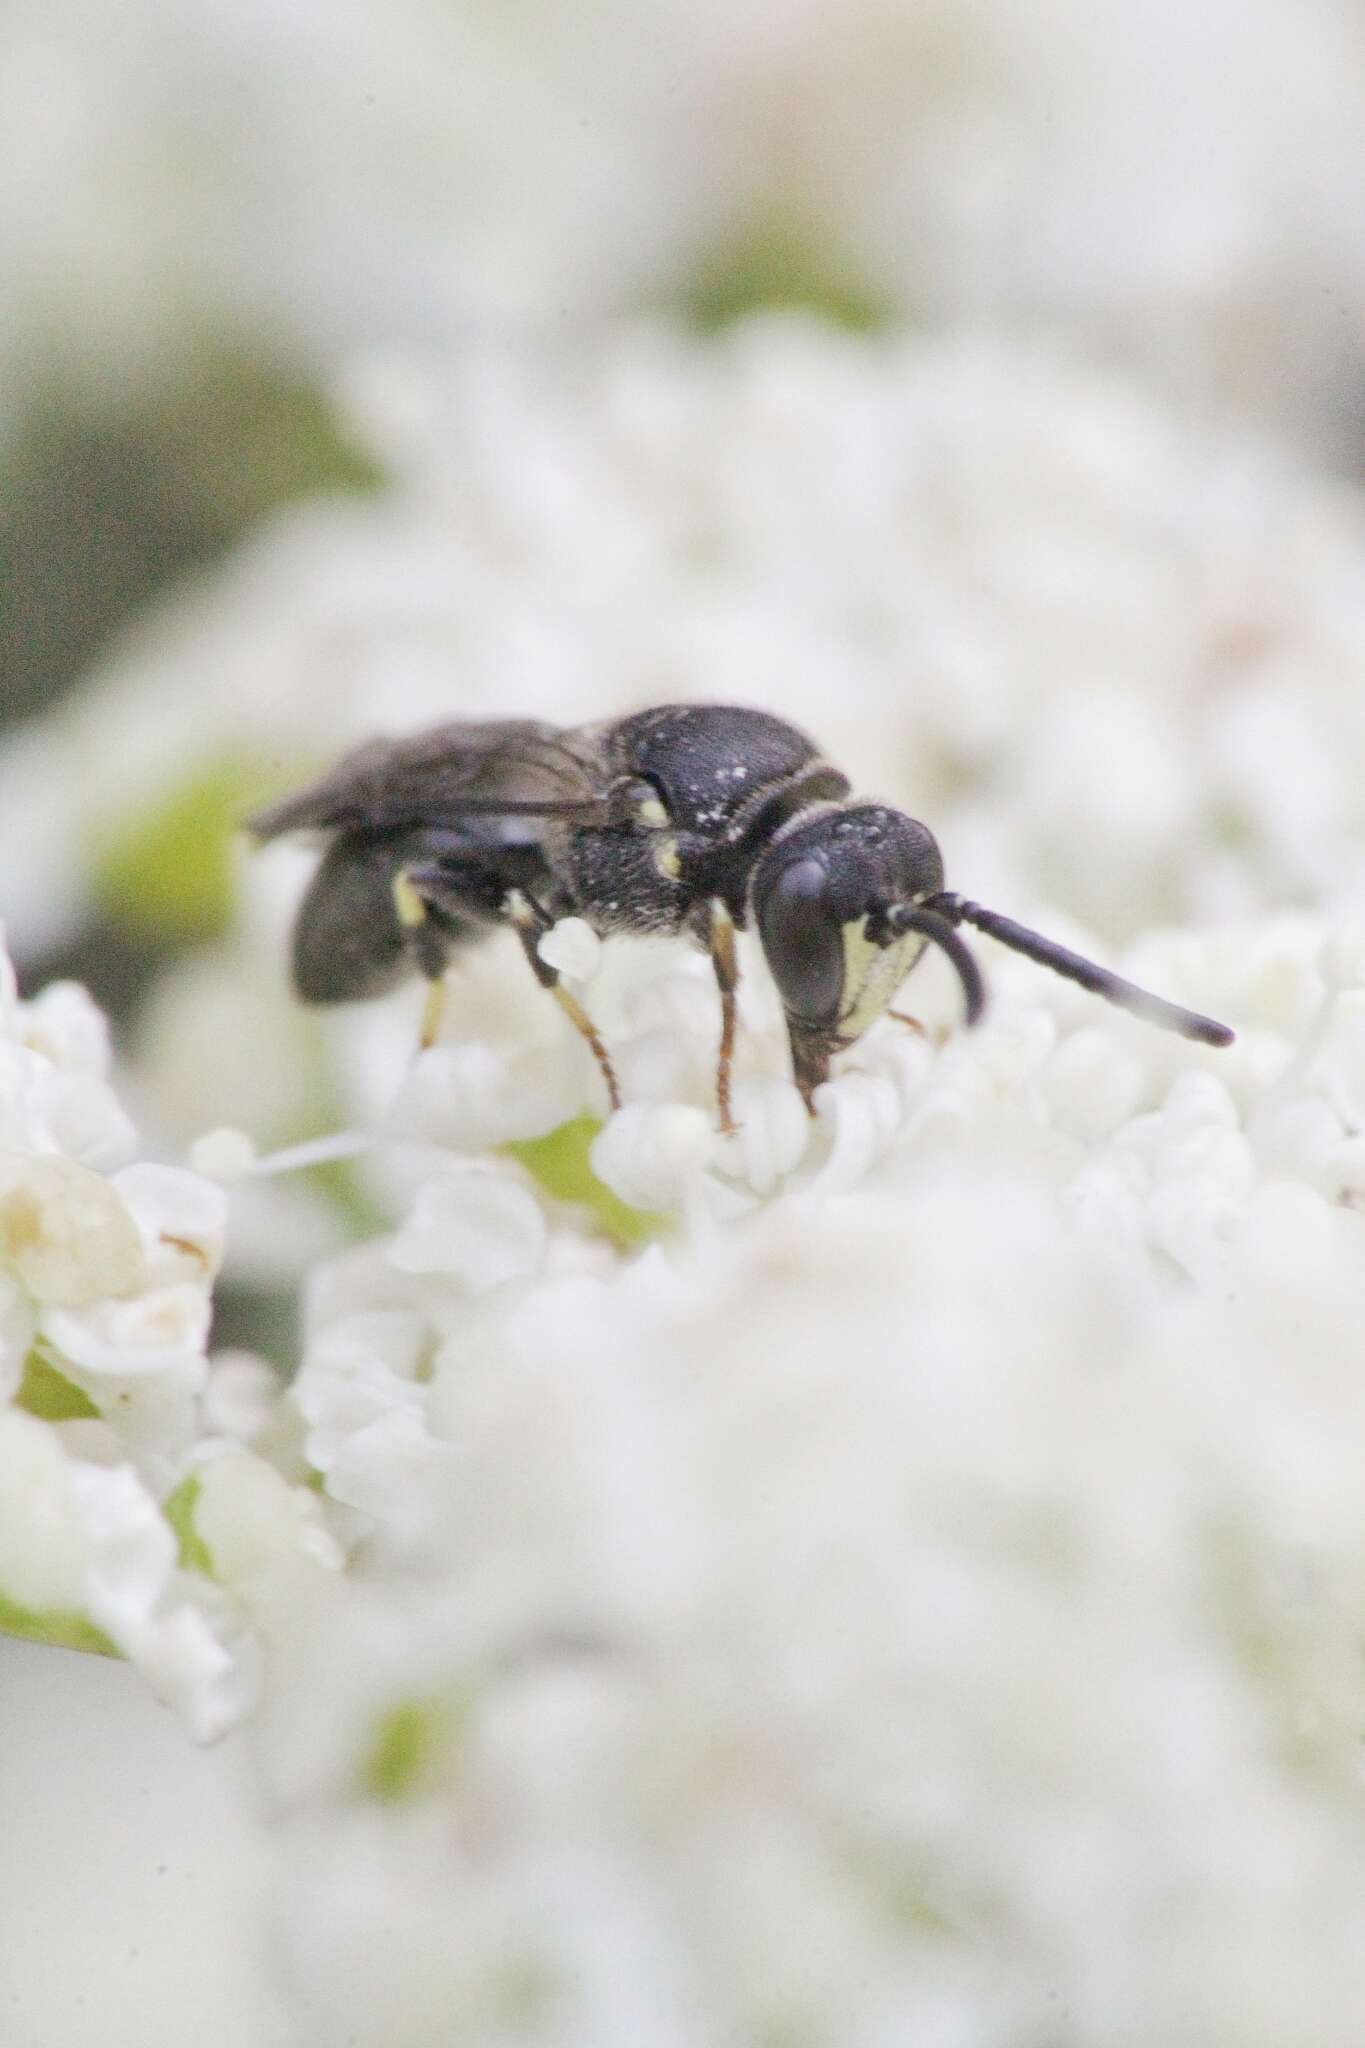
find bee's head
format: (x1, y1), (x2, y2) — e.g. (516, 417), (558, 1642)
(753, 803), (1236, 1106)
(752, 805), (981, 1102)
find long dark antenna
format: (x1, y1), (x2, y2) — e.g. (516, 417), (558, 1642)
(925, 893), (1234, 1048)
(884, 905), (987, 1026)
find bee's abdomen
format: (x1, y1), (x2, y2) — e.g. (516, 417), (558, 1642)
(289, 836), (417, 1003)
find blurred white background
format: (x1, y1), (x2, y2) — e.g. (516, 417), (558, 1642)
(5, 5), (1365, 2044)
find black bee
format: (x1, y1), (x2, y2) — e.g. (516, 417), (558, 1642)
(250, 703), (1233, 1129)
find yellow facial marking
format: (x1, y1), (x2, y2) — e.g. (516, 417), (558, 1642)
(838, 923), (926, 1041)
(653, 836), (682, 881)
(636, 796), (670, 829)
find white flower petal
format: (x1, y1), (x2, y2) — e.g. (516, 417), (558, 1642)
(20, 980), (114, 1076)
(1042, 1027), (1146, 1141)
(193, 1451), (343, 1618)
(1321, 989), (1365, 1128)
(323, 1407), (455, 1531)
(69, 1460), (257, 1743)
(805, 1072), (905, 1197)
(713, 1077), (810, 1196)
(0, 1152), (144, 1308)
(387, 1172), (547, 1293)
(537, 917), (602, 982)
(113, 1162), (229, 1283)
(43, 1282), (211, 1383)
(23, 1068), (139, 1172)
(385, 1039), (582, 1151)
(0, 1409), (89, 1615)
(590, 1104), (715, 1212)
(203, 1351), (286, 1443)
(0, 1270), (36, 1404)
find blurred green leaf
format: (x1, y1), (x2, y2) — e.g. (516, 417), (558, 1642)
(89, 748), (279, 943)
(362, 1695), (466, 1804)
(0, 358), (383, 736)
(17, 1347), (99, 1422)
(163, 1475), (216, 1578)
(506, 1116), (668, 1248)
(0, 1591), (118, 1659)
(688, 220), (892, 332)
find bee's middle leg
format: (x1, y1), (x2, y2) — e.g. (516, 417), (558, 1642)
(503, 890), (621, 1113)
(701, 898), (741, 1136)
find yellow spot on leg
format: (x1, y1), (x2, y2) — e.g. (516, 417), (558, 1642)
(419, 978), (446, 1051)
(393, 870), (427, 930)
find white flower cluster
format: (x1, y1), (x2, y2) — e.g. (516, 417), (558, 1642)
(10, 317), (1365, 1271)
(0, 933), (337, 1740)
(10, 311), (1365, 2035)
(4, 0), (1365, 451)
(253, 905), (1365, 2044)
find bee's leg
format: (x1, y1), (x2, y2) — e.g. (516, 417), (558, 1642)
(393, 868), (453, 1049)
(888, 1009), (952, 1048)
(417, 979), (447, 1051)
(786, 1022), (835, 1113)
(504, 890), (621, 1113)
(703, 898), (741, 1135)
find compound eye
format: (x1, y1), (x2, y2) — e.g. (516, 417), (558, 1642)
(757, 854), (844, 1025)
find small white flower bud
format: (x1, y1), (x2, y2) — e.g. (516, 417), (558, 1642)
(807, 1073), (904, 1196)
(204, 1351), (285, 1442)
(537, 917), (602, 982)
(715, 1078), (810, 1196)
(590, 1104), (715, 1212)
(1042, 1028), (1145, 1141)
(1254, 1098), (1344, 1186)
(1156, 1125), (1255, 1203)
(1321, 989), (1365, 1129)
(115, 1163), (230, 1281)
(388, 1171), (547, 1292)
(194, 1451), (343, 1613)
(191, 1125), (259, 1183)
(25, 1066), (138, 1172)
(0, 1153), (144, 1308)
(20, 980), (113, 1075)
(1160, 1070), (1240, 1133)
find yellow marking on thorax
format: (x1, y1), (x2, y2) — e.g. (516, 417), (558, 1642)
(653, 836), (682, 880)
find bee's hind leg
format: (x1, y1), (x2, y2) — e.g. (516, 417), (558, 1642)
(393, 867), (457, 1050)
(397, 858), (497, 1053)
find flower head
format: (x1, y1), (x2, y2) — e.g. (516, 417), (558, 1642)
(0, 930), (336, 1738)
(243, 898), (1365, 2040)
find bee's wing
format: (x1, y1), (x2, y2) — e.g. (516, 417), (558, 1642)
(249, 720), (611, 839)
